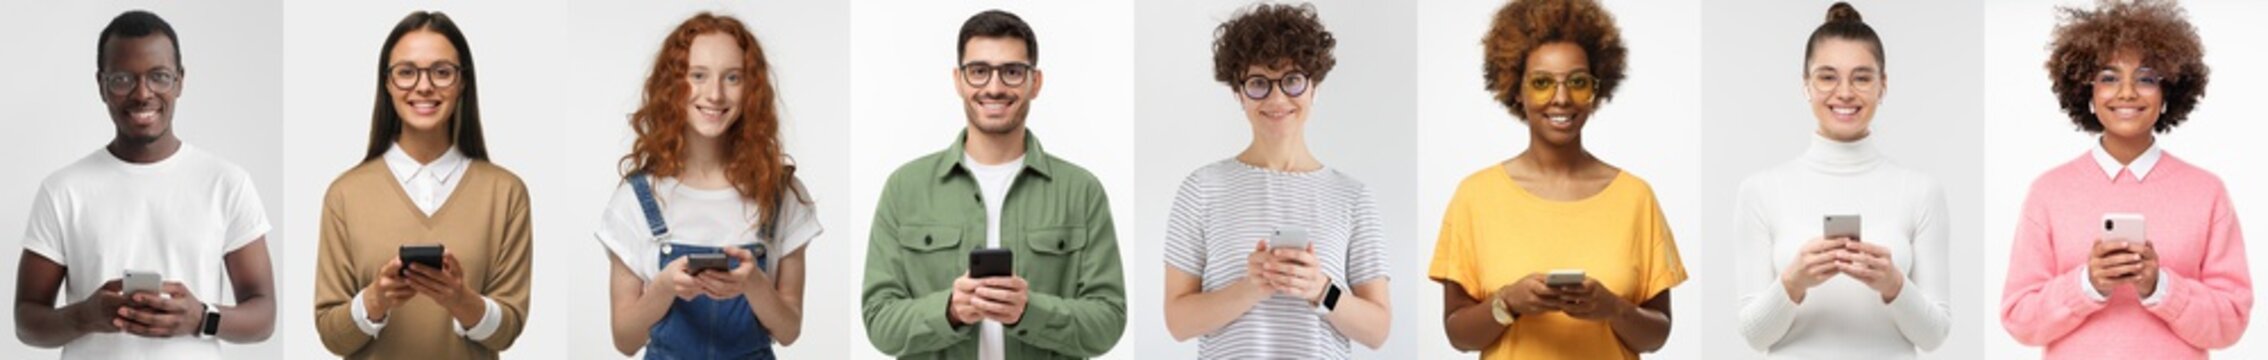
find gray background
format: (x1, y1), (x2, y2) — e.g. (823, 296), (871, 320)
(1129, 0), (1418, 359)
(1698, 0), (1986, 359)
(0, 1), (285, 359)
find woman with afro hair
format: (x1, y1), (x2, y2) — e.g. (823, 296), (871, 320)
(1426, 0), (1683, 359)
(1998, 0), (2250, 358)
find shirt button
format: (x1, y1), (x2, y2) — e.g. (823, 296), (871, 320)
(924, 235), (933, 245)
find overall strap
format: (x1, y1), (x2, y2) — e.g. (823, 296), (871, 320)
(628, 171), (670, 239)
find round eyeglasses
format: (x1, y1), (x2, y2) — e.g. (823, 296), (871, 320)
(1241, 72), (1310, 100)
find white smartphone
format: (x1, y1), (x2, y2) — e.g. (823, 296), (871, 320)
(1546, 269), (1586, 287)
(123, 270), (161, 296)
(2102, 213), (2147, 244)
(1267, 228), (1309, 250)
(1823, 214), (1861, 241)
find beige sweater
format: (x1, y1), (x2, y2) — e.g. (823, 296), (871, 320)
(312, 160), (533, 359)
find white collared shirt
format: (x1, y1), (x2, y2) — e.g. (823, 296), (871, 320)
(2089, 138), (2164, 182)
(353, 143), (501, 341)
(383, 144), (469, 216)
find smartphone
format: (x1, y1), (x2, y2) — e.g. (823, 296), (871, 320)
(398, 244), (445, 277)
(2102, 213), (2147, 244)
(1267, 228), (1309, 250)
(1824, 214), (1862, 241)
(969, 248), (1013, 278)
(1546, 269), (1586, 287)
(123, 270), (162, 296)
(686, 253), (729, 273)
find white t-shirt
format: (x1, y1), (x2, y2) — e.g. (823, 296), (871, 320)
(19, 144), (271, 360)
(962, 153), (1022, 360)
(594, 175), (822, 282)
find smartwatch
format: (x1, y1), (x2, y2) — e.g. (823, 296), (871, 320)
(1312, 279), (1343, 315)
(199, 303), (221, 338)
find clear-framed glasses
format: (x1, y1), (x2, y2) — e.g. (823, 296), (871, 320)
(97, 69), (180, 96)
(389, 62), (461, 90)
(1240, 72), (1311, 100)
(959, 62), (1033, 87)
(1807, 69), (1878, 94)
(1522, 71), (1597, 105)
(2092, 68), (2164, 96)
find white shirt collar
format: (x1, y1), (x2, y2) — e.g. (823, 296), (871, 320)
(2090, 138), (2163, 182)
(383, 144), (468, 185)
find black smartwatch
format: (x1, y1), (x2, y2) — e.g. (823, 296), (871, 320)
(199, 303), (221, 338)
(1312, 280), (1343, 315)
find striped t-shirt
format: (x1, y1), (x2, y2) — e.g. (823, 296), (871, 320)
(1164, 159), (1390, 359)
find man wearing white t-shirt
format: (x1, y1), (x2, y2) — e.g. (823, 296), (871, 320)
(13, 10), (277, 360)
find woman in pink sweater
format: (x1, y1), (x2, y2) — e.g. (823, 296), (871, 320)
(1999, 1), (2251, 359)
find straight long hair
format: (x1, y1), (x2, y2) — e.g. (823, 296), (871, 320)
(365, 11), (487, 162)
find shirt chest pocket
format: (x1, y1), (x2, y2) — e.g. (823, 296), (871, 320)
(894, 225), (965, 285)
(1020, 226), (1088, 291)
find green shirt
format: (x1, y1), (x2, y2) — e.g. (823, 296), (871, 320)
(861, 130), (1126, 359)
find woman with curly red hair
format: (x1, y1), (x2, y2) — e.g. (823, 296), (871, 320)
(1999, 1), (2249, 358)
(1427, 0), (1682, 359)
(593, 12), (820, 359)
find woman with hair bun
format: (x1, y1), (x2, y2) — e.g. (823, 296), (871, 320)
(1731, 2), (1953, 358)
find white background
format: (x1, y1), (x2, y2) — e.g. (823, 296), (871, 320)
(558, 1), (852, 359)
(0, 1), (285, 359)
(279, 2), (576, 358)
(1414, 0), (1703, 358)
(1698, 0), (1988, 358)
(278, 1), (854, 359)
(846, 0), (1137, 359)
(1982, 0), (2268, 358)
(1129, 0), (1418, 359)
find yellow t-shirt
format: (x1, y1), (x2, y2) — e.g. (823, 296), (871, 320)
(1428, 164), (1687, 360)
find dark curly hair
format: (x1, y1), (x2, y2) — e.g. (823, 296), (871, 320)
(1483, 0), (1626, 115)
(1212, 3), (1337, 84)
(2046, 0), (2207, 133)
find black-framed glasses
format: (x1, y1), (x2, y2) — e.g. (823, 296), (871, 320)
(960, 62), (1033, 87)
(97, 69), (180, 96)
(1241, 72), (1311, 100)
(389, 63), (461, 90)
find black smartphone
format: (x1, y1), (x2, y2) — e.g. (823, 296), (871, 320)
(398, 244), (444, 277)
(969, 248), (1013, 278)
(686, 253), (730, 273)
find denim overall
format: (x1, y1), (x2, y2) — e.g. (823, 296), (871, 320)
(632, 173), (775, 360)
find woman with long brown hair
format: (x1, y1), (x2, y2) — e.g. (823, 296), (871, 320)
(593, 12), (818, 359)
(312, 11), (533, 359)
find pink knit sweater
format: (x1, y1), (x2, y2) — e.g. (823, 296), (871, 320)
(2001, 151), (2251, 359)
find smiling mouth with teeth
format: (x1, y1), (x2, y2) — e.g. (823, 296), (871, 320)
(1831, 106), (1861, 115)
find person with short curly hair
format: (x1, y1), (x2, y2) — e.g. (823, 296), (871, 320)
(1160, 3), (1390, 359)
(2000, 1), (2251, 358)
(1428, 0), (1684, 359)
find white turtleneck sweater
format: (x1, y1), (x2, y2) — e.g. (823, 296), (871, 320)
(1734, 134), (1953, 359)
